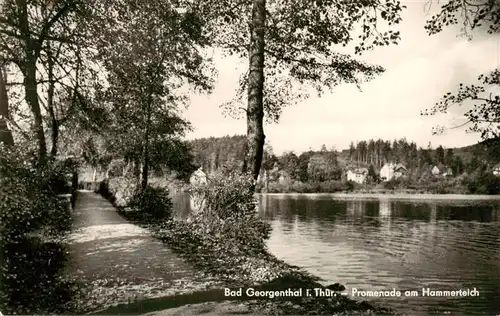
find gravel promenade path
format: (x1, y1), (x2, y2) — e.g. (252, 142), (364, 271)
(66, 190), (221, 312)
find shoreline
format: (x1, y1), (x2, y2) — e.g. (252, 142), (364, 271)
(259, 191), (500, 200)
(120, 219), (396, 315)
(173, 184), (500, 198)
(92, 181), (398, 316)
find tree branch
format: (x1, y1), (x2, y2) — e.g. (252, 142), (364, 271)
(35, 0), (77, 57)
(449, 120), (472, 130)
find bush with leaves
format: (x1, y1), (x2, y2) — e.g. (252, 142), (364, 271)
(189, 170), (272, 255)
(0, 148), (73, 243)
(106, 176), (139, 207)
(45, 157), (79, 195)
(465, 171), (500, 195)
(128, 186), (173, 220)
(382, 177), (412, 190)
(0, 147), (75, 313)
(0, 237), (78, 315)
(107, 159), (127, 178)
(343, 180), (356, 192)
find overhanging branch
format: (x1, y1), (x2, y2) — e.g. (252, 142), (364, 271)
(35, 0), (77, 57)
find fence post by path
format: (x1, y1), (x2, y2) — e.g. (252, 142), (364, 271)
(71, 171), (78, 209)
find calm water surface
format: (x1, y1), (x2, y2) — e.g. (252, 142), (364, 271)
(255, 193), (500, 315)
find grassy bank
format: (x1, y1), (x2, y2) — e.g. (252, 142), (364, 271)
(95, 173), (397, 315)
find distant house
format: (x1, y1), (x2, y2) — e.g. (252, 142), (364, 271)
(190, 167), (207, 186)
(493, 164), (500, 176)
(278, 171), (291, 186)
(380, 163), (393, 181)
(432, 165), (453, 177)
(442, 167), (453, 177)
(346, 168), (368, 184)
(393, 164), (407, 179)
(380, 163), (407, 182)
(431, 165), (440, 176)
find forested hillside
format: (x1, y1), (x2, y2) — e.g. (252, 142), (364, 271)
(189, 135), (247, 174)
(188, 135), (500, 194)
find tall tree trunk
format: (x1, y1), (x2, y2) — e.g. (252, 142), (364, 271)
(141, 96), (152, 191)
(215, 149), (220, 170)
(25, 59), (47, 163)
(47, 49), (58, 158)
(244, 0), (266, 181)
(17, 0), (47, 162)
(50, 115), (58, 157)
(141, 128), (149, 190)
(0, 66), (14, 146)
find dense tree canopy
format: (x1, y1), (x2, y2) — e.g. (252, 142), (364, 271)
(93, 0), (215, 188)
(0, 0), (99, 162)
(189, 135), (247, 174)
(0, 0), (216, 186)
(1, 0), (496, 191)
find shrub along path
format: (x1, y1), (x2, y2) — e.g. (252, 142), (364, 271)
(66, 190), (229, 313)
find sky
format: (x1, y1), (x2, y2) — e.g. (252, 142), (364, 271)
(182, 2), (500, 155)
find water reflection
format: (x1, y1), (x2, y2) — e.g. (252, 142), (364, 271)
(257, 194), (500, 316)
(435, 204), (499, 222)
(379, 199), (391, 218)
(171, 193), (192, 219)
(173, 192), (500, 314)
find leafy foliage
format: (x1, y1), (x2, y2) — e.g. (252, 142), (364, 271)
(423, 1), (500, 141)
(189, 170), (271, 254)
(128, 186), (173, 220)
(307, 152), (342, 182)
(186, 0), (406, 181)
(104, 176), (138, 207)
(195, 0), (407, 121)
(107, 170), (281, 284)
(422, 70), (500, 139)
(197, 171), (254, 217)
(106, 159), (127, 178)
(92, 0), (212, 187)
(0, 0), (103, 161)
(187, 135), (500, 194)
(0, 146), (76, 313)
(0, 147), (73, 243)
(425, 0), (500, 38)
(466, 169), (500, 194)
(189, 135), (247, 173)
(0, 237), (78, 315)
(2, 0), (210, 181)
(148, 138), (198, 181)
(367, 164), (377, 183)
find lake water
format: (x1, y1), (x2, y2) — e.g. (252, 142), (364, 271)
(257, 193), (500, 315)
